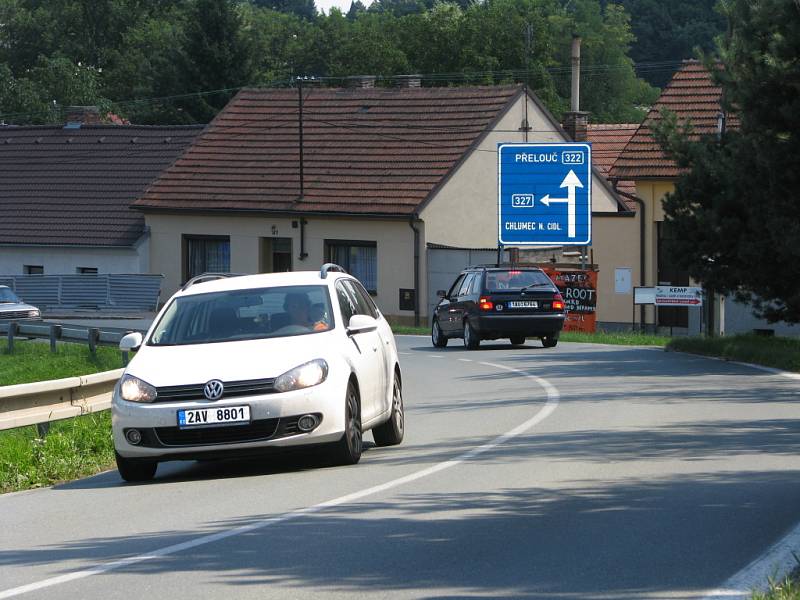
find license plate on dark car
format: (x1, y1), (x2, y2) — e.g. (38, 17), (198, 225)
(508, 301), (538, 308)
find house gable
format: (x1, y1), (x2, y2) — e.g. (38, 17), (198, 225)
(419, 94), (623, 249)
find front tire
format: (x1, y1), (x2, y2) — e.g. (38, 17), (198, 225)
(463, 320), (480, 350)
(115, 451), (157, 482)
(333, 380), (362, 465)
(372, 373), (404, 447)
(431, 319), (448, 348)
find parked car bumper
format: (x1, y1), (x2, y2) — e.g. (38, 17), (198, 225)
(472, 313), (566, 338)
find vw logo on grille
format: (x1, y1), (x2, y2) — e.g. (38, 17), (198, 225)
(203, 380), (224, 401)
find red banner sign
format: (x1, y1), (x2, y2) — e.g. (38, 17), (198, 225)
(541, 267), (598, 333)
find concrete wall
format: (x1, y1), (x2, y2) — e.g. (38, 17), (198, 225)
(0, 244), (146, 275)
(145, 213), (419, 322)
(420, 94), (621, 249)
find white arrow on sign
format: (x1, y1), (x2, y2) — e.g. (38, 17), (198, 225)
(539, 170), (584, 238)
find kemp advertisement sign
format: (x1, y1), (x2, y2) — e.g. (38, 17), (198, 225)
(541, 267), (598, 333)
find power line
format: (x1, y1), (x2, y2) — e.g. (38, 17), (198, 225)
(0, 60), (685, 123)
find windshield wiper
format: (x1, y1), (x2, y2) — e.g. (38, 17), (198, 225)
(519, 283), (552, 292)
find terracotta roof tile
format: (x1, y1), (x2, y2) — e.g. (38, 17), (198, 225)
(0, 125), (202, 246)
(610, 60), (738, 180)
(135, 86), (522, 215)
(586, 123), (639, 209)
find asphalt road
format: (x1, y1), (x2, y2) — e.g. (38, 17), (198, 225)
(2, 336), (800, 599)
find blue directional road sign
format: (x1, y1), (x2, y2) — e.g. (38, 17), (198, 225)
(498, 143), (592, 246)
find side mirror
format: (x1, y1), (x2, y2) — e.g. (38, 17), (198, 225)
(119, 332), (143, 352)
(347, 314), (378, 335)
(436, 289), (447, 298)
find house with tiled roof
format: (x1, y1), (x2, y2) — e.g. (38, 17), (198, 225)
(136, 80), (643, 326)
(609, 60), (797, 335)
(0, 111), (201, 279)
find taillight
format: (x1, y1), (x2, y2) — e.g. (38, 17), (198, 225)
(479, 296), (494, 311)
(552, 293), (565, 311)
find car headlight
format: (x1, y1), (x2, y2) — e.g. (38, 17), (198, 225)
(28, 309), (40, 318)
(119, 374), (157, 403)
(274, 359), (328, 393)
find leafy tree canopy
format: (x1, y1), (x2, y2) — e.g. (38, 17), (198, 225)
(0, 0), (665, 125)
(657, 0), (800, 323)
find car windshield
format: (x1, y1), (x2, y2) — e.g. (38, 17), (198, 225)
(484, 270), (552, 292)
(148, 285), (334, 346)
(0, 288), (21, 304)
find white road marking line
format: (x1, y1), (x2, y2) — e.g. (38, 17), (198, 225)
(458, 358), (472, 362)
(0, 361), (559, 599)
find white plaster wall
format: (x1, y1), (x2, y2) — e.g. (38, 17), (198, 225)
(0, 245), (145, 275)
(420, 95), (620, 249)
(146, 213), (418, 319)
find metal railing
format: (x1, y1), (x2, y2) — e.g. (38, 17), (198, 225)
(0, 321), (142, 363)
(0, 321), (139, 430)
(0, 369), (123, 431)
(0, 274), (163, 311)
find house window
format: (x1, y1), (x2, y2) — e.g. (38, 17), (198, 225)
(325, 240), (377, 294)
(185, 236), (230, 280)
(77, 267), (98, 275)
(24, 265), (43, 275)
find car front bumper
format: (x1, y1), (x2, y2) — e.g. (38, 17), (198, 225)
(112, 376), (347, 461)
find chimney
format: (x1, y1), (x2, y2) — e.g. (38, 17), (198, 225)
(561, 36), (589, 141)
(395, 74), (421, 88)
(64, 106), (101, 128)
(346, 75), (376, 89)
(562, 111), (589, 142)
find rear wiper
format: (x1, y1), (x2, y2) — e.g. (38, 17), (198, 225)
(519, 283), (552, 292)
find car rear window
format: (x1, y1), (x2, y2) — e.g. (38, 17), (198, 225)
(148, 285), (334, 346)
(484, 270), (553, 292)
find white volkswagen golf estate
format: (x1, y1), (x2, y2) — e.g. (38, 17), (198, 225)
(112, 265), (404, 482)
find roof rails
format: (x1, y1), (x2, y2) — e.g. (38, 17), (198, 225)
(180, 272), (244, 291)
(320, 263), (347, 279)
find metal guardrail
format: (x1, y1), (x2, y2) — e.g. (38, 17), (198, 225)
(0, 369), (123, 431)
(0, 321), (144, 357)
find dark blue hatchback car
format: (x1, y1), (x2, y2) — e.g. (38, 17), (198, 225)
(432, 266), (565, 350)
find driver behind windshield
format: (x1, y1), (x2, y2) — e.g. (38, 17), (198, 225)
(284, 292), (329, 331)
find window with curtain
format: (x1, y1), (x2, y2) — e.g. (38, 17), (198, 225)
(186, 237), (230, 280)
(325, 241), (377, 294)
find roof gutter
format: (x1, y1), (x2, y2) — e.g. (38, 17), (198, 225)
(612, 183), (647, 330)
(408, 215), (421, 327)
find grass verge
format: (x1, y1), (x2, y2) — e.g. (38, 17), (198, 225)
(752, 566), (800, 599)
(0, 411), (115, 493)
(667, 334), (800, 373)
(391, 325), (669, 346)
(0, 339), (122, 386)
